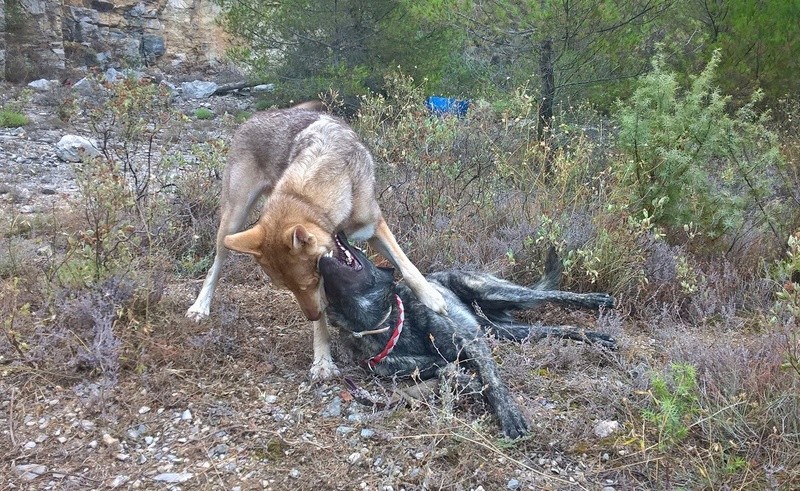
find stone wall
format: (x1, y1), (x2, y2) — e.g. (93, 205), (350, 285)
(1, 0), (230, 82)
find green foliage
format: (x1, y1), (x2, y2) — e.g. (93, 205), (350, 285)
(216, 0), (464, 101)
(87, 75), (177, 205)
(0, 108), (29, 128)
(193, 107), (215, 120)
(615, 51), (784, 243)
(643, 363), (701, 449)
(60, 157), (138, 286)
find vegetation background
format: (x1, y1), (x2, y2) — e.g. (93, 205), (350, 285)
(1, 0), (799, 489)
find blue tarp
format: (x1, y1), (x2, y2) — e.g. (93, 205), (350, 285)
(425, 96), (469, 117)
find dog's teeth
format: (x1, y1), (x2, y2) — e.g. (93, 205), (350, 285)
(325, 251), (333, 257)
(344, 249), (353, 265)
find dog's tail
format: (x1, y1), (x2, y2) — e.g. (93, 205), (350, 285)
(531, 246), (562, 291)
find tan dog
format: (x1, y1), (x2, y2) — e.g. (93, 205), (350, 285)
(186, 103), (446, 380)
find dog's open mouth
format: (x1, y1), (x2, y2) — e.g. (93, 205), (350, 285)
(324, 234), (362, 271)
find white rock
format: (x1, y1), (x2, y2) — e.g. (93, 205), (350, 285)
(594, 420), (621, 438)
(153, 472), (194, 483)
(55, 135), (100, 163)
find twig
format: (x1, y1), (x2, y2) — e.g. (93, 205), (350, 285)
(8, 387), (17, 447)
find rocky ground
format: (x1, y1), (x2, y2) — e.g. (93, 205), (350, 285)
(1, 80), (649, 490)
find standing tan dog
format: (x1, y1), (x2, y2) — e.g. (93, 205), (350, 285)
(186, 103), (446, 380)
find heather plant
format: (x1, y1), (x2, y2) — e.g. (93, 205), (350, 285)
(615, 50), (784, 247)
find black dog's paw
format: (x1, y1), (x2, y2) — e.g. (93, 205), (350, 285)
(497, 406), (529, 439)
(585, 331), (618, 350)
(590, 293), (616, 309)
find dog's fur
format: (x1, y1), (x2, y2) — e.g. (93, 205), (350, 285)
(186, 104), (446, 380)
(320, 233), (616, 438)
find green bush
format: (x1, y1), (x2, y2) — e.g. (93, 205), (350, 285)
(0, 108), (28, 128)
(615, 50), (784, 245)
(193, 107), (215, 120)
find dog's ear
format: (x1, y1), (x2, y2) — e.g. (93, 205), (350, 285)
(223, 225), (265, 257)
(287, 224), (316, 253)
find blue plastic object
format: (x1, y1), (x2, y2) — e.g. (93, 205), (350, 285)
(425, 96), (469, 117)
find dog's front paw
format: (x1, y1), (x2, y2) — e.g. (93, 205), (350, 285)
(309, 358), (341, 382)
(419, 285), (448, 315)
(185, 307), (209, 323)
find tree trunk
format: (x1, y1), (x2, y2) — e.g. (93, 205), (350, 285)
(537, 36), (555, 177)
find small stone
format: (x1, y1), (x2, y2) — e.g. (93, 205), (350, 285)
(181, 410), (192, 421)
(322, 397), (342, 418)
(102, 434), (119, 446)
(110, 475), (130, 488)
(264, 395), (278, 404)
(290, 468), (300, 479)
(208, 444), (228, 458)
(153, 472), (194, 483)
(348, 452), (362, 465)
(23, 441), (36, 450)
(15, 464), (47, 481)
(336, 426), (355, 436)
(602, 487), (616, 491)
(594, 420), (621, 438)
(138, 406), (151, 414)
(116, 453), (130, 461)
(507, 478), (520, 489)
(414, 452), (425, 460)
(360, 429), (375, 439)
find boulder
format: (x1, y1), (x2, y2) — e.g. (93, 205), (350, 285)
(56, 135), (101, 163)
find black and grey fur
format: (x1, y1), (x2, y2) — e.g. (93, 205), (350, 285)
(320, 233), (616, 439)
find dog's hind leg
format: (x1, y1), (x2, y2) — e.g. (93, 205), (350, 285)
(431, 271), (615, 313)
(186, 164), (270, 321)
(487, 322), (617, 349)
(368, 218), (448, 314)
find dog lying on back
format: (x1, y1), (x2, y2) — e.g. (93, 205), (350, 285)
(319, 233), (616, 438)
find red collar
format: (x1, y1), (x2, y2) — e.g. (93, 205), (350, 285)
(365, 294), (404, 369)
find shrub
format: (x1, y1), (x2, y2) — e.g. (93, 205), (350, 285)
(0, 108), (28, 127)
(194, 107), (215, 120)
(642, 363), (700, 449)
(615, 50), (785, 247)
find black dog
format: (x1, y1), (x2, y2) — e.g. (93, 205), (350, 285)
(319, 233), (616, 438)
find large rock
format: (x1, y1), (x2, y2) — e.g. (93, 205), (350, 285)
(56, 135), (101, 163)
(2, 0), (232, 81)
(181, 80), (218, 99)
